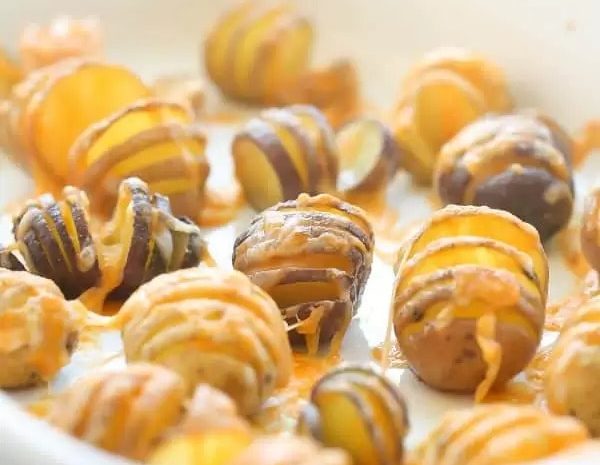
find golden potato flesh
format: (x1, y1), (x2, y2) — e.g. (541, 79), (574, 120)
(0, 269), (77, 388)
(120, 267), (292, 416)
(393, 205), (546, 398)
(545, 295), (600, 436)
(49, 363), (185, 460)
(27, 60), (150, 185)
(233, 193), (373, 353)
(299, 364), (408, 465)
(411, 404), (588, 465)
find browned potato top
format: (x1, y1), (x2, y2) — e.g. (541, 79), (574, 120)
(435, 113), (574, 241)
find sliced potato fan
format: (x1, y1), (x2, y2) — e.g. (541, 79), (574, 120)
(393, 205), (547, 399)
(233, 105), (337, 211)
(1, 59), (150, 188)
(69, 99), (209, 219)
(234, 193), (373, 354)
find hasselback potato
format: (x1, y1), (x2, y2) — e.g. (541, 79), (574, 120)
(545, 294), (600, 436)
(299, 364), (409, 465)
(0, 59), (149, 188)
(49, 363), (186, 460)
(120, 267), (292, 415)
(69, 99), (209, 219)
(392, 47), (511, 184)
(434, 113), (574, 241)
(411, 404), (588, 465)
(232, 105), (338, 211)
(12, 186), (101, 299)
(233, 193), (374, 353)
(0, 269), (78, 388)
(393, 205), (547, 398)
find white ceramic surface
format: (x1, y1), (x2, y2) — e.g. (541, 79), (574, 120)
(0, 1), (599, 464)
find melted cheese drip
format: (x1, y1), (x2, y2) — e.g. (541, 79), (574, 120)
(474, 312), (501, 401)
(573, 119), (600, 167)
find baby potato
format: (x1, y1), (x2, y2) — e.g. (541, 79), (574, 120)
(434, 113), (574, 241)
(411, 404), (588, 465)
(232, 105), (336, 211)
(0, 269), (77, 388)
(100, 177), (208, 300)
(234, 193), (373, 353)
(298, 364), (408, 465)
(545, 295), (600, 436)
(49, 363), (185, 460)
(393, 205), (547, 398)
(12, 186), (101, 299)
(120, 267), (292, 416)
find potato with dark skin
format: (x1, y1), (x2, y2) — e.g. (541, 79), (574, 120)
(298, 364), (409, 465)
(101, 177), (208, 300)
(0, 269), (78, 388)
(12, 186), (101, 299)
(233, 193), (373, 354)
(434, 113), (574, 241)
(393, 205), (547, 398)
(232, 106), (337, 211)
(411, 404), (588, 465)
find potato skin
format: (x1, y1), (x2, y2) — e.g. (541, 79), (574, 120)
(435, 113), (574, 241)
(393, 205), (546, 395)
(233, 193), (374, 353)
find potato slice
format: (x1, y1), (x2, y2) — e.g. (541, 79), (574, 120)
(233, 117), (303, 211)
(405, 205), (548, 295)
(336, 118), (400, 194)
(299, 364), (408, 465)
(26, 60), (150, 184)
(288, 104), (339, 192)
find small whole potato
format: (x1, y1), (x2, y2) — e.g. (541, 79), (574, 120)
(120, 267), (293, 416)
(0, 269), (78, 388)
(233, 193), (374, 353)
(298, 364), (409, 465)
(49, 363), (186, 460)
(393, 205), (547, 397)
(411, 404), (589, 465)
(434, 113), (574, 241)
(12, 186), (101, 299)
(545, 295), (600, 436)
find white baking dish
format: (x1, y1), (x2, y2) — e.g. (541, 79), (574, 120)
(0, 0), (599, 464)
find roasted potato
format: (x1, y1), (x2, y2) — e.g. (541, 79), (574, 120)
(150, 385), (254, 465)
(298, 364), (408, 465)
(69, 99), (209, 219)
(234, 193), (374, 353)
(392, 47), (511, 184)
(411, 404), (588, 465)
(393, 205), (547, 398)
(434, 113), (574, 241)
(19, 16), (104, 73)
(49, 363), (185, 460)
(120, 267), (293, 416)
(545, 294), (600, 436)
(1, 59), (149, 188)
(0, 269), (78, 388)
(336, 117), (401, 194)
(232, 105), (336, 210)
(99, 177), (208, 300)
(12, 186), (101, 299)
(581, 188), (600, 272)
(204, 1), (312, 104)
